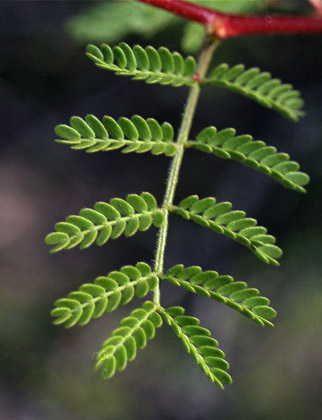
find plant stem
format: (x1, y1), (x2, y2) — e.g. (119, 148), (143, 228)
(139, 0), (322, 38)
(153, 37), (219, 307)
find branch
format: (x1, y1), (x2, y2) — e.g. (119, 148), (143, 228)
(139, 0), (322, 38)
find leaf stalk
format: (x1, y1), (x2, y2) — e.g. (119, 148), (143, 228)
(153, 37), (219, 306)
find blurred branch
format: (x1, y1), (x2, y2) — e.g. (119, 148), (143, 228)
(139, 0), (322, 38)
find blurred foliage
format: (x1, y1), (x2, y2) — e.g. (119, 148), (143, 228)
(66, 1), (177, 45)
(66, 0), (266, 52)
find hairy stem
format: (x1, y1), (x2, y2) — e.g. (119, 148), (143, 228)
(139, 0), (322, 38)
(153, 37), (219, 306)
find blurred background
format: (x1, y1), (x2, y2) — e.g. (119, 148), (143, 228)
(0, 1), (321, 419)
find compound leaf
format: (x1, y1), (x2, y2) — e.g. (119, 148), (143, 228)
(55, 114), (177, 157)
(171, 195), (282, 265)
(50, 263), (158, 328)
(95, 301), (162, 379)
(45, 192), (165, 252)
(188, 126), (309, 193)
(204, 64), (305, 121)
(162, 307), (232, 388)
(163, 265), (276, 327)
(86, 42), (197, 87)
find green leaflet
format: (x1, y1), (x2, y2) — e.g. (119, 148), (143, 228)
(86, 42), (197, 87)
(188, 126), (309, 193)
(204, 64), (305, 121)
(95, 301), (163, 379)
(163, 265), (276, 327)
(171, 195), (283, 266)
(51, 263), (158, 328)
(45, 192), (165, 253)
(181, 22), (206, 54)
(55, 114), (176, 156)
(161, 306), (232, 389)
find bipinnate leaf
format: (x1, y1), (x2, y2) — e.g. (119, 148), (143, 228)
(188, 126), (309, 193)
(51, 263), (158, 328)
(171, 195), (282, 265)
(55, 114), (176, 156)
(164, 265), (276, 327)
(204, 64), (305, 121)
(45, 192), (165, 252)
(161, 306), (232, 388)
(95, 301), (162, 379)
(86, 42), (197, 87)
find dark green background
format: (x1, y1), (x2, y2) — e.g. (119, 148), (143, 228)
(0, 1), (321, 419)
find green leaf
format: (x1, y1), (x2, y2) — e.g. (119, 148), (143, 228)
(95, 301), (162, 379)
(190, 197), (216, 213)
(100, 356), (116, 379)
(178, 195), (199, 209)
(188, 126), (309, 193)
(53, 298), (82, 328)
(285, 171), (310, 187)
(181, 22), (206, 53)
(158, 47), (174, 73)
(126, 194), (148, 213)
(70, 116), (95, 138)
(252, 305), (276, 319)
(171, 195), (282, 265)
(51, 263), (158, 327)
(162, 307), (232, 388)
(118, 117), (139, 140)
(94, 202), (120, 220)
(79, 208), (107, 225)
(110, 198), (134, 217)
(102, 116), (123, 140)
(55, 222), (81, 236)
(55, 124), (81, 141)
(85, 114), (109, 139)
(44, 232), (69, 253)
(45, 192), (164, 252)
(131, 115), (151, 141)
(141, 192), (157, 210)
(161, 122), (174, 142)
(204, 65), (305, 121)
(55, 114), (177, 157)
(44, 232), (69, 245)
(86, 42), (197, 88)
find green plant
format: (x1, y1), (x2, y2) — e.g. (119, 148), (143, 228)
(45, 0), (322, 389)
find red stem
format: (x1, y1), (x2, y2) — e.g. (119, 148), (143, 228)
(139, 0), (322, 38)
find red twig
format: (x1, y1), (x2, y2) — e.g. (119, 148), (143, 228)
(139, 0), (322, 38)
